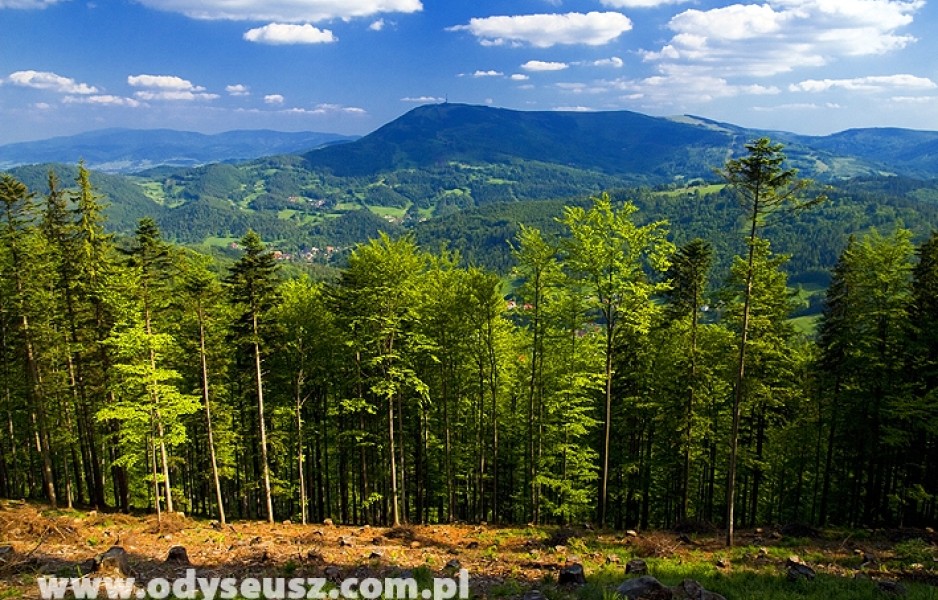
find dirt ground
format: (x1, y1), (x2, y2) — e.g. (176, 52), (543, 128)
(1, 500), (936, 599)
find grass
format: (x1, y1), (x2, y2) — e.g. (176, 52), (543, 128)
(654, 184), (726, 198)
(790, 314), (821, 335)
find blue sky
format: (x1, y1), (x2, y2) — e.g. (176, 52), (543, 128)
(1, 0), (936, 143)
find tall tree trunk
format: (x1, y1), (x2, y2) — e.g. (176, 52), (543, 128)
(727, 202), (759, 546)
(254, 319), (274, 523)
(197, 306), (226, 524)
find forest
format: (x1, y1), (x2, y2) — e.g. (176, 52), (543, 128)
(1, 138), (937, 546)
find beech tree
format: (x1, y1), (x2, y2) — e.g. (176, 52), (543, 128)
(560, 192), (673, 526)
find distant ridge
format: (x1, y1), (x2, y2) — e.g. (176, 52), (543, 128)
(0, 128), (358, 173)
(302, 103), (736, 180)
(302, 103), (938, 181)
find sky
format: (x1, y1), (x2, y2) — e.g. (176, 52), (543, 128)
(1, 0), (936, 143)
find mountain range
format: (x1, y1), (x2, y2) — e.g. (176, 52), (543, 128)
(0, 129), (357, 173)
(3, 103), (938, 286)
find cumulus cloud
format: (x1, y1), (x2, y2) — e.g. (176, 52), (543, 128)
(619, 0), (925, 110)
(600, 0), (690, 7)
(473, 70), (503, 77)
(522, 60), (569, 72)
(309, 103), (366, 114)
(128, 74), (200, 90)
(643, 0), (924, 78)
(244, 23), (336, 44)
(5, 70), (98, 94)
(134, 0), (422, 23)
(370, 18), (385, 30)
(790, 74), (936, 92)
(448, 12), (632, 48)
(510, 74), (530, 81)
(128, 73), (218, 101)
(588, 56), (624, 68)
(0, 0), (64, 7)
(226, 84), (250, 96)
(264, 94), (285, 104)
(63, 94), (142, 107)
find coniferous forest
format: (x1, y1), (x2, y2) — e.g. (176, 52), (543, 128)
(2, 138), (938, 542)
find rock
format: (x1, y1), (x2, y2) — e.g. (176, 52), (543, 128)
(466, 541), (479, 550)
(210, 521), (222, 530)
(0, 545), (12, 562)
(323, 518), (335, 527)
(165, 545), (190, 565)
(94, 546), (131, 577)
(523, 591), (546, 600)
(626, 530), (639, 538)
(445, 558), (461, 570)
(786, 556), (816, 582)
(877, 580), (907, 595)
(410, 541), (421, 549)
(676, 534), (693, 545)
(671, 579), (727, 600)
(368, 551), (383, 560)
(324, 565), (342, 582)
(306, 549), (323, 561)
(606, 554), (621, 564)
(925, 527), (935, 535)
(338, 537), (353, 547)
(715, 559), (729, 569)
(616, 576), (671, 600)
(283, 520), (292, 526)
(626, 559), (649, 575)
(372, 537), (384, 545)
(558, 562), (587, 585)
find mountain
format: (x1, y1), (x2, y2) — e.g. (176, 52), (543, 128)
(0, 128), (358, 173)
(302, 103), (736, 181)
(302, 104), (938, 181)
(6, 104), (938, 287)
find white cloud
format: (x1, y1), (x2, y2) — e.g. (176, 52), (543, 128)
(643, 0), (924, 78)
(244, 23), (336, 44)
(510, 74), (530, 81)
(128, 74), (201, 90)
(226, 84), (250, 96)
(890, 95), (936, 103)
(448, 12), (632, 48)
(553, 105), (595, 111)
(128, 73), (218, 101)
(600, 0), (690, 7)
(401, 96), (445, 103)
(309, 103), (366, 114)
(135, 0), (422, 23)
(522, 60), (569, 72)
(0, 0), (64, 7)
(5, 70), (98, 94)
(473, 70), (503, 78)
(752, 102), (842, 111)
(134, 90), (220, 101)
(588, 56), (624, 68)
(264, 94), (285, 104)
(790, 74), (936, 92)
(370, 18), (385, 30)
(63, 94), (142, 107)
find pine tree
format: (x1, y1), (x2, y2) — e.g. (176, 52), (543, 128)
(717, 138), (821, 546)
(226, 230), (280, 523)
